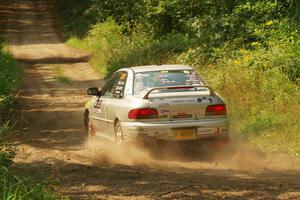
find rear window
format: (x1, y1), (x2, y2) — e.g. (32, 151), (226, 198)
(134, 70), (203, 95)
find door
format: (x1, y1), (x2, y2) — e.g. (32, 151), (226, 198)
(91, 74), (120, 136)
(105, 71), (128, 135)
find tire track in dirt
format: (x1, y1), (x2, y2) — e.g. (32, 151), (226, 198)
(1, 0), (300, 199)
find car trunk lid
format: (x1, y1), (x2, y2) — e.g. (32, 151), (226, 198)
(151, 95), (214, 121)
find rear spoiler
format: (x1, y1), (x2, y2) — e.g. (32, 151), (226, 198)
(142, 85), (215, 99)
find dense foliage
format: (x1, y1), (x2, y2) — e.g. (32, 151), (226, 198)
(58, 0), (299, 81)
(56, 0), (300, 155)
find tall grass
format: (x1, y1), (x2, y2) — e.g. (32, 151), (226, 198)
(0, 166), (58, 200)
(178, 39), (300, 155)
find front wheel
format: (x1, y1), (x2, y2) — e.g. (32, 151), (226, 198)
(84, 113), (95, 139)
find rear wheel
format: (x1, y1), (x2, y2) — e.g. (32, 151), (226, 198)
(114, 121), (124, 144)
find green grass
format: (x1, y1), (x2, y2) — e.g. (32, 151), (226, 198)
(0, 44), (21, 98)
(53, 66), (72, 85)
(0, 164), (60, 200)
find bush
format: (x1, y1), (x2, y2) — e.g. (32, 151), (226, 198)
(0, 45), (21, 98)
(66, 19), (195, 76)
(106, 33), (195, 76)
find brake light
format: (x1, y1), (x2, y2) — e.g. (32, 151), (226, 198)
(128, 108), (158, 119)
(206, 105), (226, 116)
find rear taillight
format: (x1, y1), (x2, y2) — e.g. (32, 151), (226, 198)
(128, 108), (158, 119)
(206, 104), (227, 116)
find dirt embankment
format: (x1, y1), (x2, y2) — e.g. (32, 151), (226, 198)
(0, 0), (300, 199)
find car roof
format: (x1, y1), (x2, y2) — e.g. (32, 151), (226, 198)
(128, 65), (193, 73)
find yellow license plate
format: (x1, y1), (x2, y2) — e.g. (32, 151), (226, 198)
(174, 129), (196, 140)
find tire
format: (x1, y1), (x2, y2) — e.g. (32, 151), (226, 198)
(84, 112), (89, 138)
(84, 112), (95, 139)
(114, 121), (124, 144)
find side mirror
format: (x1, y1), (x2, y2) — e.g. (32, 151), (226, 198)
(87, 87), (101, 96)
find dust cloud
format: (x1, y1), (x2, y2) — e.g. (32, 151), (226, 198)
(83, 139), (155, 167)
(83, 137), (300, 172)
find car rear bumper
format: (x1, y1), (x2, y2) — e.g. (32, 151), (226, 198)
(120, 118), (229, 142)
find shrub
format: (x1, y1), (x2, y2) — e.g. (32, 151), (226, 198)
(66, 19), (195, 76)
(0, 48), (21, 98)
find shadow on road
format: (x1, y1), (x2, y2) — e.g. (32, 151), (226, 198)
(14, 160), (300, 199)
(14, 61), (104, 151)
(0, 0), (62, 46)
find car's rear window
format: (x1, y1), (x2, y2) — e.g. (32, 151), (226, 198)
(134, 70), (203, 95)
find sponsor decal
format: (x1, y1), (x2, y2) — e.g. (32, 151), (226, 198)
(118, 81), (125, 85)
(93, 99), (102, 113)
(120, 73), (127, 80)
(197, 97), (212, 103)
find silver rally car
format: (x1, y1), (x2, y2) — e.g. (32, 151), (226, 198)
(84, 65), (229, 146)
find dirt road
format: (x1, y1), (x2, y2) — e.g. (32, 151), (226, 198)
(1, 0), (300, 199)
